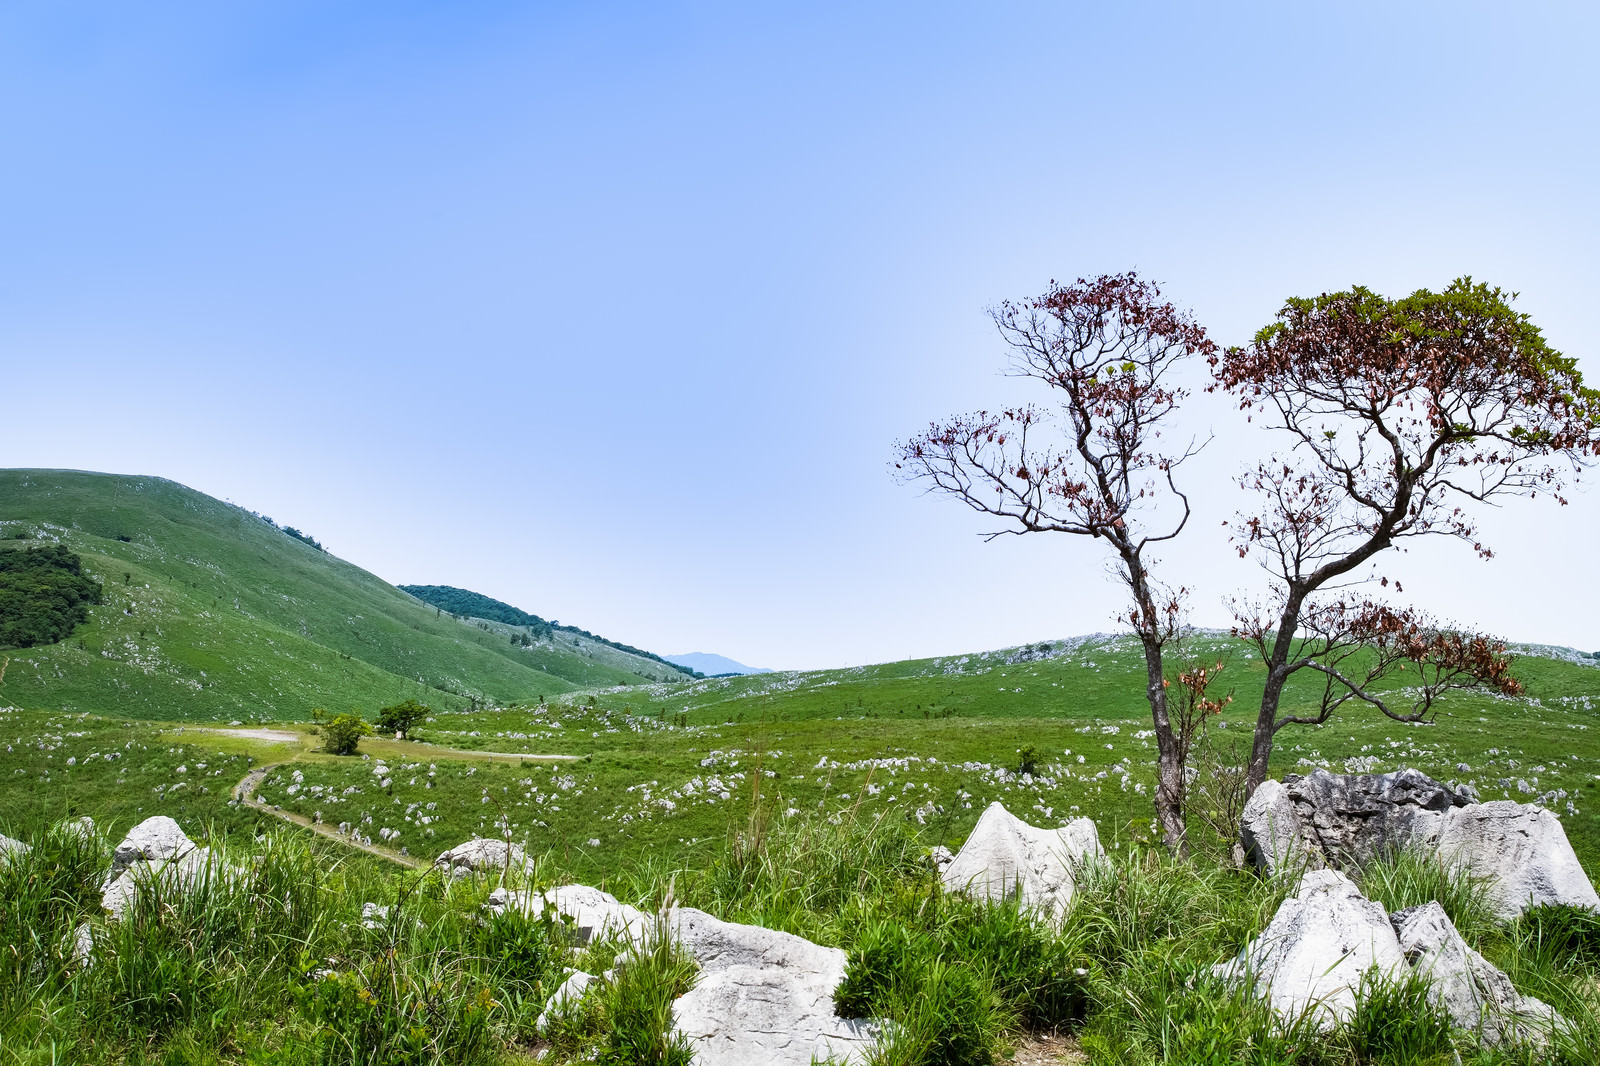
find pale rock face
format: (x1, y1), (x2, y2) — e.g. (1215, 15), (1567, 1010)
(536, 970), (596, 1034)
(0, 832), (30, 864)
(1435, 802), (1600, 920)
(111, 816), (194, 876)
(1392, 901), (1565, 1047)
(1215, 869), (1406, 1030)
(102, 846), (227, 917)
(939, 802), (1104, 922)
(666, 907), (878, 1066)
(1240, 779), (1317, 877)
(486, 883), (652, 946)
(433, 838), (530, 879)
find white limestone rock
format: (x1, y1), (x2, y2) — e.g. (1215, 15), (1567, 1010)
(102, 845), (225, 917)
(536, 970), (596, 1034)
(1216, 869), (1405, 1030)
(0, 832), (29, 864)
(111, 816), (195, 877)
(1240, 779), (1316, 877)
(433, 838), (531, 879)
(665, 907), (877, 1066)
(360, 902), (390, 930)
(940, 802), (1104, 921)
(485, 883), (652, 946)
(1392, 901), (1565, 1048)
(1435, 801), (1600, 920)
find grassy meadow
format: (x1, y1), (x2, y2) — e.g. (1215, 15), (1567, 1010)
(6, 472), (1600, 1063)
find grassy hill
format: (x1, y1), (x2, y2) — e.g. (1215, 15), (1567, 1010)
(0, 469), (679, 720)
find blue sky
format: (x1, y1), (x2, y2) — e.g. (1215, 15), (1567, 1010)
(4, 2), (1597, 669)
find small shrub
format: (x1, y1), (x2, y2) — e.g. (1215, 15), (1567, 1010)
(1348, 967), (1453, 1065)
(594, 915), (697, 1066)
(1015, 746), (1038, 777)
(836, 919), (920, 1018)
(317, 712), (372, 756)
(1358, 849), (1495, 945)
(868, 958), (1010, 1066)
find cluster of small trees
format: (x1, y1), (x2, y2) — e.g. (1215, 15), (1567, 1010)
(897, 274), (1600, 853)
(315, 698), (433, 755)
(0, 545), (104, 649)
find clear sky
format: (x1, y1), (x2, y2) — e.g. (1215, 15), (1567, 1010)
(3, 2), (1596, 670)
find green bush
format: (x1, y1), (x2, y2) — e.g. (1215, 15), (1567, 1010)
(317, 712), (372, 756)
(1348, 967), (1453, 1065)
(374, 699), (431, 739)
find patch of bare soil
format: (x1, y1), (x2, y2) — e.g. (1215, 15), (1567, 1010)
(1008, 1033), (1087, 1064)
(183, 727), (306, 744)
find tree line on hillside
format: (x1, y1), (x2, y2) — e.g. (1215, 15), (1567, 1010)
(898, 273), (1600, 855)
(249, 511), (324, 552)
(398, 585), (697, 676)
(0, 544), (103, 649)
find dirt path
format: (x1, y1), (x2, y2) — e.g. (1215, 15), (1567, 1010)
(214, 729), (578, 870)
(233, 762), (425, 869)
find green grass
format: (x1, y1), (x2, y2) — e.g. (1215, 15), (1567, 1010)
(0, 469), (684, 721)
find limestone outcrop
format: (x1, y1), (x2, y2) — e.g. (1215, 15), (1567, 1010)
(433, 837), (531, 879)
(1215, 869), (1406, 1030)
(940, 802), (1104, 921)
(1433, 801), (1600, 920)
(666, 907), (878, 1066)
(1392, 901), (1564, 1047)
(1240, 769), (1599, 919)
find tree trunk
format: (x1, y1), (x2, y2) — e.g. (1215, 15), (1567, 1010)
(1243, 589), (1306, 798)
(1143, 637), (1188, 857)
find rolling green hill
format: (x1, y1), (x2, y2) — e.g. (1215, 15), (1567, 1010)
(0, 469), (679, 720)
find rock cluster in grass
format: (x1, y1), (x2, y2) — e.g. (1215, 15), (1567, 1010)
(101, 814), (241, 918)
(1240, 768), (1600, 919)
(938, 801), (1105, 922)
(433, 836), (532, 879)
(520, 883), (881, 1066)
(1217, 867), (1565, 1047)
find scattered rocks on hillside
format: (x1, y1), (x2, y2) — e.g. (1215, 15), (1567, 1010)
(1215, 868), (1406, 1031)
(433, 837), (531, 879)
(1433, 801), (1600, 921)
(940, 802), (1104, 922)
(666, 907), (879, 1066)
(1240, 769), (1600, 919)
(1392, 901), (1565, 1047)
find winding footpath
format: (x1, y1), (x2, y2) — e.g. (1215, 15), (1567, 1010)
(205, 727), (579, 871)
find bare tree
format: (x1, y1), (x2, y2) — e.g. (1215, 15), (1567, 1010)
(895, 272), (1215, 852)
(1214, 278), (1600, 795)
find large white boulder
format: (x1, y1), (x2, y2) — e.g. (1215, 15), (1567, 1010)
(1216, 869), (1406, 1030)
(940, 802), (1104, 921)
(486, 883), (651, 946)
(111, 816), (194, 877)
(1240, 779), (1316, 877)
(1392, 901), (1565, 1047)
(0, 832), (29, 864)
(1435, 802), (1600, 921)
(102, 846), (227, 917)
(433, 838), (530, 879)
(666, 907), (877, 1066)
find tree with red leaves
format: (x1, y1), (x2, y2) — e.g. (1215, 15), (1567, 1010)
(1215, 278), (1600, 797)
(895, 272), (1215, 852)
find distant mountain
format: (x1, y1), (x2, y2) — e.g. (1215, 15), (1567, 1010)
(399, 585), (694, 679)
(665, 652), (772, 676)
